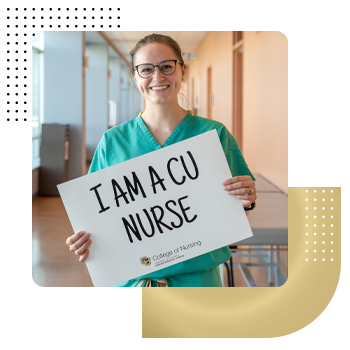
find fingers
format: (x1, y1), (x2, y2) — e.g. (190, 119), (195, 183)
(66, 230), (85, 246)
(75, 238), (92, 256)
(66, 231), (92, 263)
(67, 232), (90, 252)
(223, 178), (254, 192)
(225, 184), (255, 194)
(223, 176), (252, 186)
(66, 231), (91, 249)
(223, 176), (257, 202)
(79, 249), (90, 263)
(232, 190), (257, 201)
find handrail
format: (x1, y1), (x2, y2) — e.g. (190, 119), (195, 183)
(230, 247), (288, 251)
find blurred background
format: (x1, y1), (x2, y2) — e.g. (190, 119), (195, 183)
(32, 31), (288, 287)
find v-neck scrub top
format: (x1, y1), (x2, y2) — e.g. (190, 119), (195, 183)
(88, 112), (255, 287)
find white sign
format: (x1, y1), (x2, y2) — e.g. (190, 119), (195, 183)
(57, 130), (253, 286)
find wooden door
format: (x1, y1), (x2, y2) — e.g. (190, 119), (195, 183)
(207, 67), (212, 119)
(191, 78), (195, 111)
(233, 34), (243, 149)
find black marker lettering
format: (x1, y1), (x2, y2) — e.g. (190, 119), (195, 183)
(165, 200), (184, 228)
(150, 205), (173, 233)
(111, 179), (129, 207)
(148, 166), (167, 194)
(178, 195), (198, 223)
(90, 183), (110, 213)
(136, 209), (155, 238)
(167, 157), (186, 185)
(122, 215), (142, 243)
(123, 171), (147, 201)
(180, 151), (199, 180)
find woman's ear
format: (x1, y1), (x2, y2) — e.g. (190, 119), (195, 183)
(131, 74), (140, 93)
(131, 73), (137, 84)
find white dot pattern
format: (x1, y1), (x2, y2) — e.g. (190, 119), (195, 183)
(305, 188), (337, 262)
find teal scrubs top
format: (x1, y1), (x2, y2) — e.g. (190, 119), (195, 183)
(88, 112), (255, 287)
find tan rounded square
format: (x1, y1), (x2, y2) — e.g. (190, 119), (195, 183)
(142, 187), (340, 337)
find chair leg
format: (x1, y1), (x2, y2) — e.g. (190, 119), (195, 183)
(223, 262), (231, 287)
(268, 245), (273, 285)
(229, 245), (237, 287)
(230, 256), (234, 287)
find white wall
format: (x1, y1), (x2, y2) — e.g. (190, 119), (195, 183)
(185, 31), (288, 193)
(243, 31), (288, 193)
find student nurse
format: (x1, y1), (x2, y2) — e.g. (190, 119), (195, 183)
(66, 34), (257, 287)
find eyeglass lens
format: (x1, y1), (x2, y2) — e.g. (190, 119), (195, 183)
(138, 60), (177, 78)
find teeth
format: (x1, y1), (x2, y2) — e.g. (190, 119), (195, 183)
(151, 86), (168, 90)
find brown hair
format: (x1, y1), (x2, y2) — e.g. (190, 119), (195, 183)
(129, 33), (185, 74)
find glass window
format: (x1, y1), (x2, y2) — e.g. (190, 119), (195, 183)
(32, 48), (41, 137)
(108, 100), (117, 128)
(32, 32), (44, 169)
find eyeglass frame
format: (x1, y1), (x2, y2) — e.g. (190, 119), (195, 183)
(134, 59), (184, 79)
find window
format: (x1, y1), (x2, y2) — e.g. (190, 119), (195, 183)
(32, 32), (44, 169)
(108, 100), (117, 128)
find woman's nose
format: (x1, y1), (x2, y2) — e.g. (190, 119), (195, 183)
(152, 66), (164, 81)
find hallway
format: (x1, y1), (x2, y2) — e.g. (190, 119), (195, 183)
(32, 31), (288, 287)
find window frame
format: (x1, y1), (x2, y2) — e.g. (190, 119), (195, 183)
(32, 38), (44, 169)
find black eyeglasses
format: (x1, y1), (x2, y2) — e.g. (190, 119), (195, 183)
(134, 59), (183, 79)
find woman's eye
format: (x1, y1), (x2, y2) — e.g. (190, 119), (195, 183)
(161, 65), (173, 72)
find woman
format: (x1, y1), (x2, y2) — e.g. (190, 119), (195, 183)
(66, 33), (257, 287)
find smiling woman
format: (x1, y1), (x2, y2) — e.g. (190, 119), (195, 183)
(65, 33), (257, 287)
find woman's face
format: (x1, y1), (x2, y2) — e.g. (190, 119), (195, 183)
(132, 43), (186, 106)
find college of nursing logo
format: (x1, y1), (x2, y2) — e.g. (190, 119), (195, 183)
(140, 256), (151, 266)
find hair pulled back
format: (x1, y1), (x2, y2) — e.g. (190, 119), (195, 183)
(129, 33), (185, 74)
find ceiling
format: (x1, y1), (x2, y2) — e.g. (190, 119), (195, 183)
(102, 31), (208, 65)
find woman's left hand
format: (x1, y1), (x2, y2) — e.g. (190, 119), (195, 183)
(223, 175), (257, 208)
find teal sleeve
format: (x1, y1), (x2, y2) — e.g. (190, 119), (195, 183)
(220, 129), (255, 181)
(88, 135), (107, 175)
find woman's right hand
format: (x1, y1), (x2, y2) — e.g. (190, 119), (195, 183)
(66, 231), (92, 262)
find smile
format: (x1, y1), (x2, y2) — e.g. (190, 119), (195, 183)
(149, 85), (169, 91)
